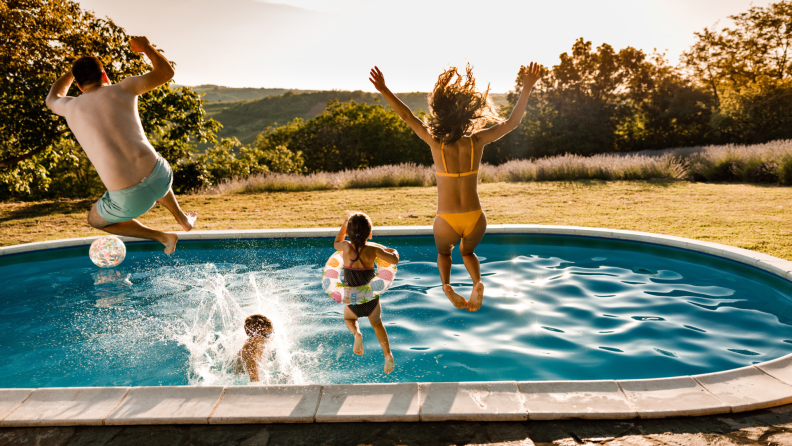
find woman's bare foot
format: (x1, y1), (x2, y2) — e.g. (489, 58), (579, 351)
(161, 233), (178, 255)
(384, 353), (395, 374)
(353, 332), (364, 355)
(444, 284), (467, 309)
(178, 211), (198, 232)
(466, 282), (484, 312)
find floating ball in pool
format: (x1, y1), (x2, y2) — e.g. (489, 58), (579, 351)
(89, 236), (126, 268)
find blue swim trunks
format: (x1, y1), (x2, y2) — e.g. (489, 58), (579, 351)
(96, 156), (173, 223)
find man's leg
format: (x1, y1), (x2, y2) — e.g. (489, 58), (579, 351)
(343, 305), (364, 355)
(88, 203), (178, 254)
(460, 212), (488, 312)
(157, 188), (197, 232)
(433, 216), (467, 309)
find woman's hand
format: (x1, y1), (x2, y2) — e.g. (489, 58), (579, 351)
(369, 66), (387, 92)
(521, 62), (543, 90)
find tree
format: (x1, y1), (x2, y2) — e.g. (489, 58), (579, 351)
(253, 100), (430, 173)
(682, 1), (792, 103)
(0, 0), (220, 196)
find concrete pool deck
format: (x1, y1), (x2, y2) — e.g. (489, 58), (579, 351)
(2, 225), (792, 428)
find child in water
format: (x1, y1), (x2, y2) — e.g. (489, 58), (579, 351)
(236, 314), (273, 382)
(334, 212), (400, 374)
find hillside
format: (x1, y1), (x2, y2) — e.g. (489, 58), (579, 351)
(200, 89), (508, 146)
(185, 85), (320, 102)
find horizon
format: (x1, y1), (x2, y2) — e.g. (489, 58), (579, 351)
(75, 0), (773, 93)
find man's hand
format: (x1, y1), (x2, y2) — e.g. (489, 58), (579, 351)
(369, 66), (387, 92)
(521, 62), (543, 90)
(130, 36), (151, 53)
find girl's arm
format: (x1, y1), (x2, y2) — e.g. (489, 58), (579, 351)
(473, 62), (543, 146)
(333, 216), (351, 251)
(369, 66), (435, 145)
(374, 246), (400, 265)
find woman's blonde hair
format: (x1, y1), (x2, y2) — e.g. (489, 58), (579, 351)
(426, 63), (503, 144)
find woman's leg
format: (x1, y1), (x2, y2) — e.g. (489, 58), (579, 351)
(368, 302), (395, 374)
(460, 212), (488, 312)
(343, 305), (364, 355)
(433, 216), (467, 309)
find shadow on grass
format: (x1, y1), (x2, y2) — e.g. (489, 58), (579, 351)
(0, 199), (93, 224)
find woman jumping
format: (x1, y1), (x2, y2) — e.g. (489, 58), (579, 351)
(369, 62), (542, 312)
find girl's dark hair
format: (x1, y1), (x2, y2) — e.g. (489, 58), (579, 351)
(426, 63), (502, 144)
(346, 212), (372, 254)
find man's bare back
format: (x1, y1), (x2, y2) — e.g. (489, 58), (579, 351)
(45, 36), (197, 254)
(55, 81), (159, 191)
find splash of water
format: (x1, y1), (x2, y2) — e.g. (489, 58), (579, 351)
(169, 264), (319, 386)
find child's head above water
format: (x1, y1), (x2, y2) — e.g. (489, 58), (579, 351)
(244, 314), (273, 338)
(347, 212), (373, 251)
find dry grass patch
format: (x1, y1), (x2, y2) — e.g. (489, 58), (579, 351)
(2, 181), (792, 259)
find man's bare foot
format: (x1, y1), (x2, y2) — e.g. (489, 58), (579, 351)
(384, 353), (395, 374)
(177, 211), (198, 232)
(466, 282), (484, 312)
(162, 233), (178, 255)
(353, 333), (364, 355)
(444, 284), (467, 309)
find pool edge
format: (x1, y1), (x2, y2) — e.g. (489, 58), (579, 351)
(2, 225), (792, 425)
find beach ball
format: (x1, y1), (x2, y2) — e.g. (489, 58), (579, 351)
(89, 235), (126, 268)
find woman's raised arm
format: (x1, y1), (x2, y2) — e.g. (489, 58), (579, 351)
(474, 62), (543, 146)
(369, 66), (435, 145)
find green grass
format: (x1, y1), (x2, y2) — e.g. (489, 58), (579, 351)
(3, 181), (792, 261)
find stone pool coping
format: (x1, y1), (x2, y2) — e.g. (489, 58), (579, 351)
(2, 224), (792, 426)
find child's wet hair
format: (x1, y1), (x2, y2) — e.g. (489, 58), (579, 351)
(426, 63), (502, 144)
(347, 212), (373, 254)
(245, 314), (273, 337)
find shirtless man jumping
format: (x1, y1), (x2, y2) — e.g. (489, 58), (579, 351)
(45, 36), (196, 254)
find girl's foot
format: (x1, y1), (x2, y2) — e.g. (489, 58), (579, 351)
(466, 282), (484, 312)
(162, 233), (178, 255)
(384, 353), (395, 374)
(353, 333), (364, 355)
(444, 284), (468, 309)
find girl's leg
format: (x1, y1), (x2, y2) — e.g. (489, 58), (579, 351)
(368, 302), (395, 374)
(460, 212), (488, 312)
(343, 306), (364, 355)
(433, 216), (467, 309)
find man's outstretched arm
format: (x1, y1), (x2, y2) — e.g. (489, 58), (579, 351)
(120, 36), (175, 95)
(45, 71), (75, 116)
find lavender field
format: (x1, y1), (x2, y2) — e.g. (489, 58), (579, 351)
(196, 140), (792, 194)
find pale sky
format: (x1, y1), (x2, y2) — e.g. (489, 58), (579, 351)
(76, 0), (772, 93)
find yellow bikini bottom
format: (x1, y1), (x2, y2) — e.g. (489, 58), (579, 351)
(436, 210), (483, 237)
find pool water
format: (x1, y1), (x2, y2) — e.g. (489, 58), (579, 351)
(2, 234), (792, 388)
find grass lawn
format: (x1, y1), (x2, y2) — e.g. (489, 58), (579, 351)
(2, 180), (791, 259)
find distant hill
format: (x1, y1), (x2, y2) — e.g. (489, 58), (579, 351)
(184, 85), (321, 102)
(191, 88), (509, 147)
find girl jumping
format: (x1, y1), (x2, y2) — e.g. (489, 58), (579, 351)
(369, 62), (542, 312)
(334, 212), (400, 374)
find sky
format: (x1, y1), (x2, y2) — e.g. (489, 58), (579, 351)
(76, 0), (774, 93)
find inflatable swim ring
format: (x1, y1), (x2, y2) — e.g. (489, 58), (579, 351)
(321, 242), (397, 305)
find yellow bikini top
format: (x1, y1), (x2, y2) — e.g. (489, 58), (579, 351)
(435, 138), (477, 177)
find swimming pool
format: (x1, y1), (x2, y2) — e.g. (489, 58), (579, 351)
(2, 229), (792, 389)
